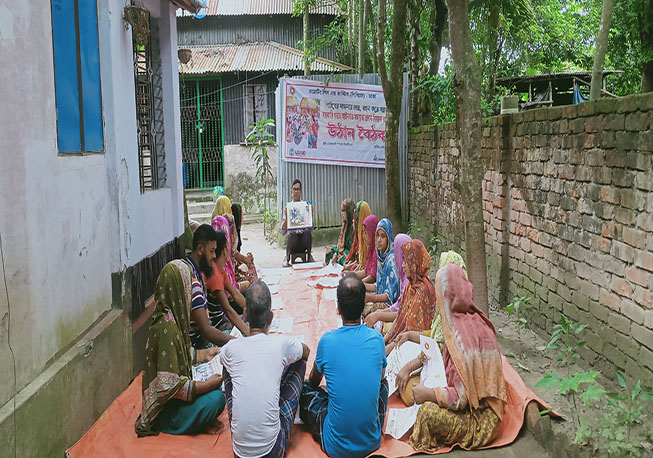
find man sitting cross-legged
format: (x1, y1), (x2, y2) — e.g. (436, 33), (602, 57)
(221, 281), (310, 458)
(299, 273), (389, 458)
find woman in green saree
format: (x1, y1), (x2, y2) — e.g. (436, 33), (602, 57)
(135, 260), (226, 436)
(325, 199), (356, 265)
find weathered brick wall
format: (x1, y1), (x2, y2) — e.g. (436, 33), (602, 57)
(408, 93), (653, 382)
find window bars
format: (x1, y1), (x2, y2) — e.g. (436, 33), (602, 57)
(133, 16), (166, 192)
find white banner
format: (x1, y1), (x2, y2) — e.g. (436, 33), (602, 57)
(281, 78), (386, 168)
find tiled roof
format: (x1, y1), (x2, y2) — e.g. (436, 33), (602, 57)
(178, 42), (352, 74)
(177, 0), (341, 17)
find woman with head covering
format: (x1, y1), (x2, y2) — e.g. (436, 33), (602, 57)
(223, 214), (251, 293)
(396, 263), (506, 450)
(229, 203), (259, 285)
(135, 260), (226, 437)
(382, 239), (436, 348)
(344, 201), (372, 272)
(363, 234), (411, 332)
(211, 216), (238, 289)
(361, 218), (399, 318)
(325, 199), (355, 265)
(211, 195), (232, 221)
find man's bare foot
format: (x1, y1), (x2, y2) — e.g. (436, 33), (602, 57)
(206, 419), (225, 435)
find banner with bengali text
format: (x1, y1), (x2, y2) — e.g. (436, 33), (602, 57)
(281, 78), (386, 168)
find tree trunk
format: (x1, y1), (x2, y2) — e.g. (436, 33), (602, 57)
(408, 0), (421, 125)
(369, 0), (377, 74)
(639, 0), (653, 92)
(422, 0), (447, 125)
(590, 0), (614, 100)
(359, 0), (366, 77)
(447, 0), (489, 315)
(303, 7), (311, 76)
(377, 0), (407, 232)
(486, 5), (501, 102)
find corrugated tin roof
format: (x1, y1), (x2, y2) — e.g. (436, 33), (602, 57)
(178, 42), (352, 74)
(177, 0), (341, 17)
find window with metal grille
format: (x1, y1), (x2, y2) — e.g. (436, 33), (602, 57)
(133, 15), (166, 192)
(244, 84), (268, 134)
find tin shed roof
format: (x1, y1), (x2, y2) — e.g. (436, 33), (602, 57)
(177, 0), (341, 17)
(178, 42), (352, 74)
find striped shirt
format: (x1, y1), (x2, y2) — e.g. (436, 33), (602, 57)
(187, 257), (208, 346)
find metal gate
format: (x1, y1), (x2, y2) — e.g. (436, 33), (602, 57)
(180, 79), (225, 189)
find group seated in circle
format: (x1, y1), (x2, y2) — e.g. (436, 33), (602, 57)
(137, 195), (507, 458)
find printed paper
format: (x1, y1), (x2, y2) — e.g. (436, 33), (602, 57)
(230, 326), (244, 339)
(386, 341), (422, 395)
(419, 335), (447, 389)
(292, 261), (324, 270)
(192, 355), (223, 382)
(270, 317), (294, 334)
(272, 296), (284, 310)
(385, 404), (419, 439)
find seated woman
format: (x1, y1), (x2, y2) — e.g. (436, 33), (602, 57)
(397, 263), (506, 451)
(392, 251), (467, 349)
(368, 240), (436, 355)
(362, 218), (399, 318)
(343, 201), (371, 272)
(212, 216), (249, 310)
(135, 260), (226, 437)
(228, 204), (259, 285)
(353, 214), (378, 283)
(325, 199), (355, 265)
(211, 195), (232, 221)
(364, 233), (410, 332)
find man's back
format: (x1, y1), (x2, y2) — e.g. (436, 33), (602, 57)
(221, 334), (302, 458)
(316, 324), (387, 457)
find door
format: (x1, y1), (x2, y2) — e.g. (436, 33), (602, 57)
(180, 78), (225, 189)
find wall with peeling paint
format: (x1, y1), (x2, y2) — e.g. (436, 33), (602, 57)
(0, 0), (185, 439)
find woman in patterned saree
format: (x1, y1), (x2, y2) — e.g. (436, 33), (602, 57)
(343, 201), (372, 272)
(397, 263), (506, 450)
(135, 260), (226, 436)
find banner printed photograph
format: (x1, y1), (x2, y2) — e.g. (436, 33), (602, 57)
(282, 79), (386, 168)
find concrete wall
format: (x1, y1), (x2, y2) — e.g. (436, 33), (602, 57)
(408, 93), (653, 383)
(0, 0), (185, 454)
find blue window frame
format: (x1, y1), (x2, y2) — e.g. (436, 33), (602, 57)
(51, 0), (103, 153)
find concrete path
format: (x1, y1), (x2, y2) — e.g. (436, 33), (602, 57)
(239, 222), (551, 458)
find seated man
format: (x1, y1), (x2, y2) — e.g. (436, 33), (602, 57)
(205, 230), (250, 337)
(186, 224), (238, 349)
(281, 179), (314, 267)
(221, 281), (310, 458)
(299, 274), (389, 458)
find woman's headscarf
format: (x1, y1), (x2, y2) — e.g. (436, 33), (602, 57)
(224, 214), (239, 258)
(362, 214), (378, 277)
(355, 202), (372, 269)
(231, 203), (243, 252)
(211, 195), (232, 221)
(212, 185), (225, 202)
(430, 251), (467, 342)
(211, 215), (237, 287)
(375, 218), (400, 305)
(135, 260), (196, 436)
(389, 234), (411, 312)
(386, 240), (436, 341)
(435, 263), (506, 418)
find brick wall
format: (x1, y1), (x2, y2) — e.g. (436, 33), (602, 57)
(408, 93), (653, 382)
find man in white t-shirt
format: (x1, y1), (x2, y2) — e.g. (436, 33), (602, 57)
(221, 281), (310, 458)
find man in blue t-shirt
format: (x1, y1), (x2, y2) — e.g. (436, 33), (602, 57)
(299, 274), (389, 458)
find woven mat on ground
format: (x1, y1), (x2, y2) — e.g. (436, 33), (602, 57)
(67, 270), (554, 457)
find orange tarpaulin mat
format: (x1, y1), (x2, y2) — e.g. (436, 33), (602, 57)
(67, 270), (555, 457)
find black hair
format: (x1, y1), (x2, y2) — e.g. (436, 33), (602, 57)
(292, 179), (302, 190)
(192, 224), (219, 251)
(231, 203), (243, 252)
(245, 281), (272, 329)
(337, 273), (366, 322)
(215, 230), (228, 257)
